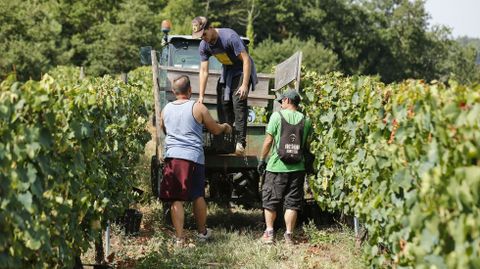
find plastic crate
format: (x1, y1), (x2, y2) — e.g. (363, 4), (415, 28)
(115, 209), (143, 235)
(203, 129), (236, 154)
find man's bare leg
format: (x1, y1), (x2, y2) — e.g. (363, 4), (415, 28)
(264, 208), (277, 230)
(193, 197), (207, 233)
(284, 209), (297, 233)
(171, 201), (185, 239)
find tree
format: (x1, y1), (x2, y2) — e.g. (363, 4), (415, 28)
(241, 0), (261, 48)
(1, 0), (478, 83)
(0, 0), (63, 80)
(252, 37), (339, 74)
(0, 0), (169, 79)
(56, 0), (124, 71)
(81, 0), (165, 75)
(457, 36), (480, 64)
(162, 0), (202, 35)
(444, 40), (480, 84)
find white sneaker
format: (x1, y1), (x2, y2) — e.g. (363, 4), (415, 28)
(197, 228), (212, 242)
(174, 237), (185, 247)
(235, 143), (245, 156)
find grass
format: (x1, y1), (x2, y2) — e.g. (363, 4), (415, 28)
(82, 201), (366, 269)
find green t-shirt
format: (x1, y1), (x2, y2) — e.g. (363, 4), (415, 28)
(266, 109), (312, 172)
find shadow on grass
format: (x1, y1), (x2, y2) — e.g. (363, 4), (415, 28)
(133, 251), (205, 269)
(184, 203), (265, 233)
(181, 200), (344, 234)
(132, 234), (245, 269)
(123, 201), (366, 269)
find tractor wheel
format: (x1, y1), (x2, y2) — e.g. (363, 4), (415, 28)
(208, 172), (232, 205)
(233, 170), (261, 209)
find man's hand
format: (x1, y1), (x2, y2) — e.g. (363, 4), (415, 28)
(257, 160), (267, 176)
(235, 85), (249, 100)
(196, 96), (204, 104)
(222, 123), (232, 134)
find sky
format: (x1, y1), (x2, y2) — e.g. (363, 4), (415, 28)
(424, 0), (480, 38)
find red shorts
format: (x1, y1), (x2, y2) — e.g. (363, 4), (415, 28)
(159, 158), (205, 201)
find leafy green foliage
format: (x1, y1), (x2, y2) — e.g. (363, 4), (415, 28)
(162, 0), (202, 35)
(448, 39), (480, 84)
(457, 36), (480, 65)
(1, 0), (479, 84)
(66, 0), (165, 76)
(302, 71), (480, 267)
(0, 70), (150, 267)
(127, 66), (154, 110)
(252, 37), (339, 74)
(0, 0), (64, 81)
(0, 0), (165, 80)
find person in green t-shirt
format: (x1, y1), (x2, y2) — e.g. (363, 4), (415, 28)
(257, 89), (312, 245)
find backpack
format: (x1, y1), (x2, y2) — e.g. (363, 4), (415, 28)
(277, 111), (305, 164)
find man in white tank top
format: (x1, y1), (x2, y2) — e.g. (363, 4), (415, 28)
(159, 75), (232, 246)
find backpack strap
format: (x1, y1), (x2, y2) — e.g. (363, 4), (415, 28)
(278, 111), (288, 125)
(278, 111), (305, 129)
(277, 110), (305, 145)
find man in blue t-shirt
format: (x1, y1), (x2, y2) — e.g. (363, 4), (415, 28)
(192, 16), (258, 156)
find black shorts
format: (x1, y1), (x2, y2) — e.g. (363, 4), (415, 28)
(262, 171), (305, 211)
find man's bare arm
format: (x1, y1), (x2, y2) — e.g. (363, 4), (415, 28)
(159, 110), (166, 134)
(195, 103), (232, 135)
(236, 51), (251, 100)
(259, 133), (274, 161)
(198, 60), (209, 103)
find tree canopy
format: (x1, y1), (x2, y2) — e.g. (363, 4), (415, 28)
(1, 0), (478, 83)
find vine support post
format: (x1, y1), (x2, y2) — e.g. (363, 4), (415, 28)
(121, 72), (128, 84)
(105, 221), (111, 258)
(79, 66), (85, 80)
(354, 216), (360, 237)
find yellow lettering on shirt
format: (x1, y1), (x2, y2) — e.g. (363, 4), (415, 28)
(213, 53), (233, 65)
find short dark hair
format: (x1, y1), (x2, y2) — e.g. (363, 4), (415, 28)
(204, 19), (211, 29)
(172, 75), (191, 94)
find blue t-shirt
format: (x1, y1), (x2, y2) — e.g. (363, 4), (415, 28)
(199, 28), (258, 99)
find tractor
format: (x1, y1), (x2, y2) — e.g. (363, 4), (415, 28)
(141, 21), (304, 210)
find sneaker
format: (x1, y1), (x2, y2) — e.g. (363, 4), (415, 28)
(262, 230), (275, 244)
(284, 232), (294, 245)
(197, 228), (212, 242)
(174, 237), (185, 248)
(235, 143), (245, 156)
